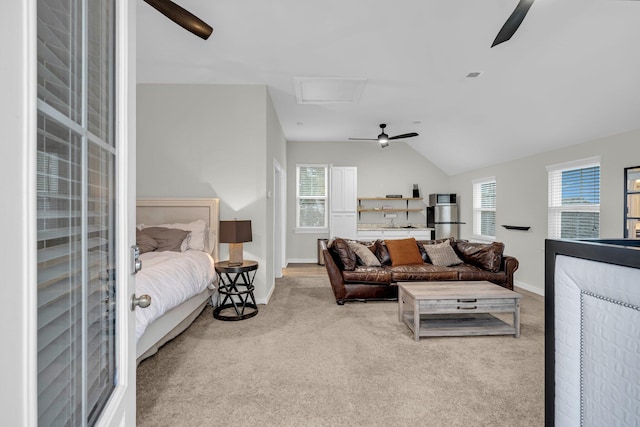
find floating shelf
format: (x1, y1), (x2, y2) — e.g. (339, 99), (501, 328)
(501, 225), (531, 231)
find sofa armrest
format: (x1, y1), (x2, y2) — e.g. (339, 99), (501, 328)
(323, 249), (347, 303)
(501, 255), (519, 290)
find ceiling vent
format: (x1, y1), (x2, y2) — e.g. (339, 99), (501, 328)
(466, 72), (482, 78)
(294, 77), (367, 104)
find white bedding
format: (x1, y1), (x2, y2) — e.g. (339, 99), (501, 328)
(136, 250), (216, 341)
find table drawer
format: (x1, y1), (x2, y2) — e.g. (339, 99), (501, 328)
(419, 298), (517, 313)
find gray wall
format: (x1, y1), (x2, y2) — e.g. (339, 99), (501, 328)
(137, 84), (286, 303)
(449, 128), (640, 295)
(286, 140), (450, 261)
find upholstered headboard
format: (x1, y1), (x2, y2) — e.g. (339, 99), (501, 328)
(136, 198), (220, 260)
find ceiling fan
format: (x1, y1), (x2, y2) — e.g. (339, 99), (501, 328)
(143, 0), (213, 40)
(349, 124), (419, 148)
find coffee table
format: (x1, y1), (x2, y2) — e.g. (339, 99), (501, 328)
(398, 281), (522, 341)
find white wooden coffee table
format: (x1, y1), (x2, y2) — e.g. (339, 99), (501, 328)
(398, 281), (522, 341)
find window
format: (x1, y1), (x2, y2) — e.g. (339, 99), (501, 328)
(473, 177), (496, 239)
(548, 158), (600, 239)
(296, 165), (328, 229)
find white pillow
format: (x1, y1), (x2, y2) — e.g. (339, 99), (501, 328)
(143, 219), (208, 252)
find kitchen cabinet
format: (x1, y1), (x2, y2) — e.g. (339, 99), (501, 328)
(330, 167), (357, 239)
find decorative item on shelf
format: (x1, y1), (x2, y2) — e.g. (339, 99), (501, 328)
(219, 219), (252, 266)
(413, 184), (419, 198)
(501, 225), (531, 231)
(386, 194), (403, 198)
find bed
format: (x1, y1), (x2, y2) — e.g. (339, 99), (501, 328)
(135, 198), (220, 362)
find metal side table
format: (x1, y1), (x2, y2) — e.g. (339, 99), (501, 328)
(213, 260), (259, 321)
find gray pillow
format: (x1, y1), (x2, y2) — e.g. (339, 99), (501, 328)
(423, 241), (463, 267)
(141, 227), (190, 252)
(348, 242), (381, 267)
(136, 229), (158, 254)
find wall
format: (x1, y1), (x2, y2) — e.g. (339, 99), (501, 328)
(137, 84), (286, 303)
(286, 140), (450, 262)
(449, 128), (640, 295)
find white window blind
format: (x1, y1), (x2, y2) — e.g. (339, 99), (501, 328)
(473, 177), (496, 239)
(296, 165), (328, 229)
(37, 0), (116, 426)
(547, 158), (600, 239)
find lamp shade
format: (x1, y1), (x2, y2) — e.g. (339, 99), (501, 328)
(219, 220), (252, 243)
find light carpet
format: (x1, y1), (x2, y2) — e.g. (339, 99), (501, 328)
(137, 274), (544, 426)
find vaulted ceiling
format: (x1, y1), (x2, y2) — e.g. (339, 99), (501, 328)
(137, 0), (640, 175)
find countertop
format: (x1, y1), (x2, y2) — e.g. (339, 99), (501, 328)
(357, 224), (433, 231)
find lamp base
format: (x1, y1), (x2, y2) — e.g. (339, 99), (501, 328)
(228, 243), (244, 266)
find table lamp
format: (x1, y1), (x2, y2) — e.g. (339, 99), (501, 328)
(219, 220), (252, 266)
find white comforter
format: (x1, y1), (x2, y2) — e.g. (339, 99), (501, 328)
(136, 250), (216, 341)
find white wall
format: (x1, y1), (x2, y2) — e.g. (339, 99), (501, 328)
(449, 128), (640, 295)
(137, 84), (286, 303)
(286, 140), (450, 262)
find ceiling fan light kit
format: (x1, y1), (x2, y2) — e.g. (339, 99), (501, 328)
(143, 0), (213, 40)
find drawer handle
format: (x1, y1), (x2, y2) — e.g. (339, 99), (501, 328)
(457, 306), (477, 310)
(457, 299), (477, 303)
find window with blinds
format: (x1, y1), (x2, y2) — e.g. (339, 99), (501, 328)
(547, 158), (600, 239)
(37, 0), (116, 426)
(473, 177), (496, 239)
(296, 165), (328, 229)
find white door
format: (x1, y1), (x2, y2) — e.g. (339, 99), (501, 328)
(32, 0), (136, 426)
(330, 167), (358, 239)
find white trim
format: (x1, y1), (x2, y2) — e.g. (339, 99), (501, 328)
(287, 258), (318, 264)
(515, 280), (545, 297)
(472, 176), (496, 185)
(294, 228), (329, 234)
(546, 156), (601, 172)
(257, 279), (277, 305)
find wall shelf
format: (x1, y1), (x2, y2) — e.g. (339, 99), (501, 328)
(357, 198), (425, 220)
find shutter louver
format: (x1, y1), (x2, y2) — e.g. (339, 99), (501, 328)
(297, 166), (328, 228)
(473, 178), (496, 238)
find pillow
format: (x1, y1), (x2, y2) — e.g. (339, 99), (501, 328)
(418, 238), (453, 263)
(328, 238), (357, 271)
(145, 219), (208, 252)
(136, 229), (158, 254)
(373, 240), (391, 266)
(423, 240), (463, 267)
(348, 242), (381, 267)
(140, 227), (190, 252)
(453, 241), (505, 273)
(385, 238), (424, 267)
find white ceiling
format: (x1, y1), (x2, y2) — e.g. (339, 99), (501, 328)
(136, 0), (640, 175)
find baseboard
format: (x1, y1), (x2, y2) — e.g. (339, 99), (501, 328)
(257, 281), (276, 305)
(287, 258), (317, 264)
(515, 280), (544, 297)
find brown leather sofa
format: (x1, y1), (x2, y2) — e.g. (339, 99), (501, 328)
(323, 237), (519, 305)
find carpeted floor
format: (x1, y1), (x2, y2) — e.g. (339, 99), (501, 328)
(137, 268), (545, 427)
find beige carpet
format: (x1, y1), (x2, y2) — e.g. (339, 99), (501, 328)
(137, 270), (544, 427)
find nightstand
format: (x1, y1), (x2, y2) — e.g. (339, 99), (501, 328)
(213, 260), (259, 321)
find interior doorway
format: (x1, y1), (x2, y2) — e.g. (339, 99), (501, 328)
(273, 159), (286, 278)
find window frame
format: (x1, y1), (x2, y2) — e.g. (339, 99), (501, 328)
(547, 157), (601, 239)
(472, 177), (497, 241)
(295, 164), (329, 232)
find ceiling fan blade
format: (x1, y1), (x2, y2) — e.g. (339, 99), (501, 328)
(389, 133), (418, 140)
(143, 0), (213, 40)
(491, 0), (535, 47)
(348, 138), (378, 141)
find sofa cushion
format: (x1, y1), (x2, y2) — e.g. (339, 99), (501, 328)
(343, 266), (392, 284)
(385, 238), (424, 266)
(328, 237), (357, 271)
(349, 242), (381, 267)
(448, 264), (507, 286)
(453, 241), (504, 273)
(388, 264), (458, 281)
(373, 240), (392, 266)
(423, 240), (463, 266)
(417, 238), (453, 263)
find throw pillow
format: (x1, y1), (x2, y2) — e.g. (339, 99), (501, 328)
(385, 238), (425, 266)
(329, 238), (357, 271)
(136, 229), (158, 254)
(453, 241), (504, 273)
(140, 227), (190, 252)
(423, 240), (463, 267)
(348, 242), (381, 267)
(373, 240), (391, 266)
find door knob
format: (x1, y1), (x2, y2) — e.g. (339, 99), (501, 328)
(131, 294), (151, 311)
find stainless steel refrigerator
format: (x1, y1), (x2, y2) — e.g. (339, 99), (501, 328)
(427, 194), (463, 239)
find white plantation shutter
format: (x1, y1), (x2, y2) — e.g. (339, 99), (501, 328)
(37, 0), (116, 425)
(473, 178), (496, 239)
(547, 158), (600, 239)
(296, 165), (328, 228)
